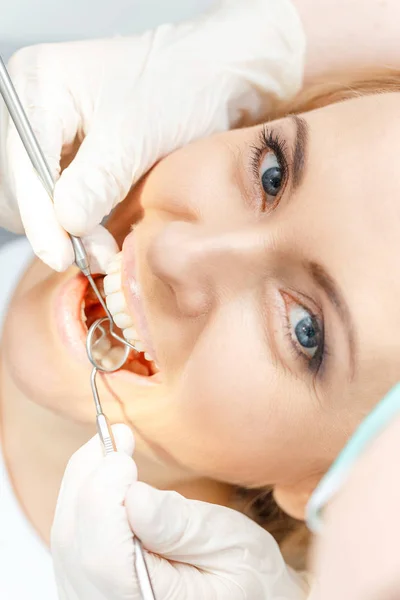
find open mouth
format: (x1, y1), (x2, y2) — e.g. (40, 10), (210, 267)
(81, 275), (159, 377)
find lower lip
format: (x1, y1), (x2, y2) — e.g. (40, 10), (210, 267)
(55, 273), (88, 363)
(122, 231), (158, 363)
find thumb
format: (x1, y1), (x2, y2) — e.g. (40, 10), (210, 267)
(81, 224), (119, 274)
(69, 452), (139, 600)
(52, 424), (135, 548)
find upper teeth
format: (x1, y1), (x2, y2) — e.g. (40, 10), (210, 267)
(106, 290), (126, 315)
(104, 252), (153, 360)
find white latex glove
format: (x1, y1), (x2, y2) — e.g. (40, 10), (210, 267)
(0, 0), (304, 272)
(52, 425), (309, 600)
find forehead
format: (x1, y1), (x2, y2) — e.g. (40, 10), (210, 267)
(291, 92), (400, 257)
(292, 93), (400, 394)
(304, 91), (400, 206)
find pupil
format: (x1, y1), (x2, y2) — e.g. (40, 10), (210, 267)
(261, 167), (282, 196)
(295, 316), (319, 348)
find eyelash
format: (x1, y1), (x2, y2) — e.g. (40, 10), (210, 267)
(282, 300), (327, 375)
(251, 128), (326, 376)
(250, 125), (290, 208)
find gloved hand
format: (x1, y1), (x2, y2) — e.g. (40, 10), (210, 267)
(52, 425), (309, 600)
(0, 0), (304, 272)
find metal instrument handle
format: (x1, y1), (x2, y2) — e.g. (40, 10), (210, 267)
(96, 413), (117, 455)
(0, 55), (89, 275)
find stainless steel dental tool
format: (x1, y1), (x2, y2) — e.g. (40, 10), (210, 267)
(0, 55), (156, 600)
(85, 317), (156, 597)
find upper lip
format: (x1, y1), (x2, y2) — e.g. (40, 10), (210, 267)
(121, 232), (158, 363)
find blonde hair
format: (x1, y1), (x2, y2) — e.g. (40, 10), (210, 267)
(280, 67), (400, 116)
(236, 67), (400, 571)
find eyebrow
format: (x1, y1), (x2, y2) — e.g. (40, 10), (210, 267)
(290, 114), (309, 189)
(307, 262), (357, 378)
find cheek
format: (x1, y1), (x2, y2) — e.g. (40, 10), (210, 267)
(175, 356), (311, 486)
(2, 267), (96, 420)
(172, 344), (335, 487)
(138, 138), (250, 227)
(161, 309), (304, 486)
(3, 282), (79, 406)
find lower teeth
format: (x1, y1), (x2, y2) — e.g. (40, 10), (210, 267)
(99, 346), (126, 370)
(82, 279), (157, 377)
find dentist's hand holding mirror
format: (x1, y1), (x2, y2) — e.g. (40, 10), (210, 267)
(52, 425), (309, 600)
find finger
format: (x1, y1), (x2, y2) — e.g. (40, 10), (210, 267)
(8, 46), (81, 178)
(125, 482), (263, 565)
(53, 124), (136, 236)
(0, 191), (24, 234)
(81, 225), (119, 274)
(9, 139), (75, 271)
(51, 425), (134, 549)
(126, 483), (252, 599)
(127, 484), (304, 599)
(6, 48), (81, 270)
(58, 424), (134, 509)
(0, 103), (24, 232)
(74, 452), (139, 598)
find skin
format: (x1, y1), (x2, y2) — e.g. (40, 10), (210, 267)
(2, 91), (400, 543)
(310, 414), (400, 600)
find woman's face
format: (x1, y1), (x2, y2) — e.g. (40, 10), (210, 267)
(5, 92), (400, 517)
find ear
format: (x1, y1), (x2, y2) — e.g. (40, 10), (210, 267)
(273, 474), (323, 520)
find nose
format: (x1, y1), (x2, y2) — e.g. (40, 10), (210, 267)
(148, 220), (269, 317)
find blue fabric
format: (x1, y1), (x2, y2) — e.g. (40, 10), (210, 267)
(307, 382), (400, 532)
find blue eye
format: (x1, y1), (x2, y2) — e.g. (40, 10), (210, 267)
(260, 151), (283, 198)
(289, 304), (322, 359)
(250, 126), (288, 211)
